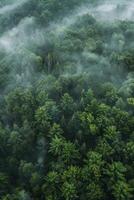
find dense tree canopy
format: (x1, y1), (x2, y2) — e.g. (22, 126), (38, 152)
(0, 0), (134, 199)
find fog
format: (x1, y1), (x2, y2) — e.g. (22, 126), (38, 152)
(93, 1), (134, 21)
(0, 0), (133, 89)
(0, 0), (133, 53)
(0, 0), (134, 51)
(0, 0), (28, 15)
(0, 17), (34, 52)
(0, 1), (133, 198)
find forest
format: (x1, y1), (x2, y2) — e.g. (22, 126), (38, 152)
(0, 0), (134, 199)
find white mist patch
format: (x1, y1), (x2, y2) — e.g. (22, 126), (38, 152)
(0, 17), (34, 52)
(119, 76), (134, 97)
(0, 0), (29, 15)
(92, 1), (134, 21)
(96, 4), (116, 12)
(1, 7), (84, 53)
(0, 0), (133, 55)
(123, 2), (134, 20)
(48, 6), (92, 36)
(48, 0), (134, 37)
(0, 0), (133, 89)
(0, 37), (12, 51)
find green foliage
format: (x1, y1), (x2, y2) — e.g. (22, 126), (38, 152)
(0, 0), (133, 199)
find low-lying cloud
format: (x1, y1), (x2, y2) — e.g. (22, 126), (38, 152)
(0, 0), (29, 15)
(0, 0), (133, 90)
